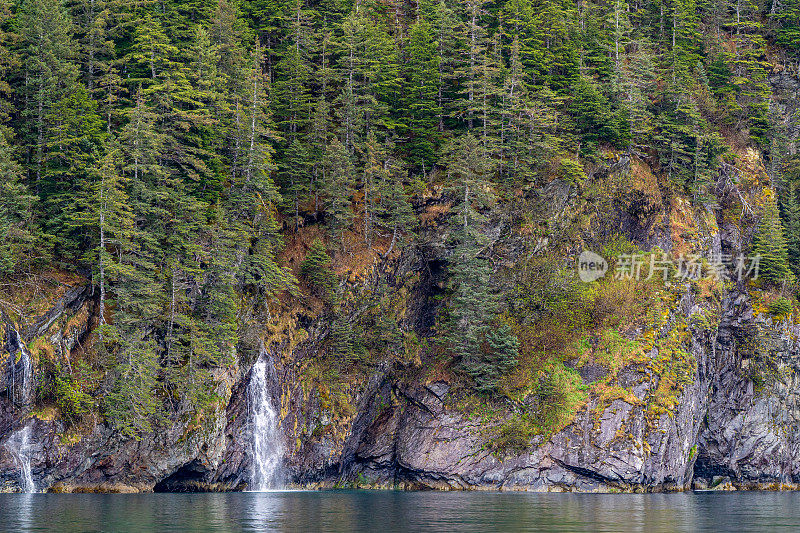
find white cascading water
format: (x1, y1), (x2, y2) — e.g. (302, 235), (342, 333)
(4, 330), (37, 492)
(249, 355), (284, 491)
(5, 425), (36, 493)
(14, 329), (34, 407)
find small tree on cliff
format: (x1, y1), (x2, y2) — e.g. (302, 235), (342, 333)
(753, 194), (792, 286)
(301, 238), (336, 303)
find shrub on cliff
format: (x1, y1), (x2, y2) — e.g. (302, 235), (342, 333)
(469, 322), (519, 393)
(40, 360), (97, 425)
(767, 297), (793, 317)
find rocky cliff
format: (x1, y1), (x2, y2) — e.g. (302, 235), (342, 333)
(2, 137), (800, 494)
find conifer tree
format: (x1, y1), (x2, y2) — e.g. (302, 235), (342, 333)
(102, 336), (161, 437)
(368, 135), (415, 254)
(439, 133), (496, 233)
(227, 42), (296, 311)
(212, 0), (249, 86)
(278, 140), (313, 230)
(18, 0), (80, 187)
(753, 193), (793, 285)
(322, 137), (356, 250)
(444, 240), (496, 387)
(440, 133), (518, 393)
(336, 8), (400, 149)
(44, 85), (107, 256)
(234, 40), (279, 190)
(782, 180), (800, 277)
(84, 140), (163, 436)
(774, 0), (800, 68)
(429, 0), (460, 131)
(478, 323), (519, 392)
(74, 0), (115, 93)
(191, 25), (228, 146)
(0, 135), (40, 274)
(401, 18), (441, 168)
(454, 0), (490, 130)
(653, 87), (707, 193)
(0, 0), (17, 128)
(301, 238), (336, 302)
(273, 0), (315, 137)
(309, 95), (334, 215)
(621, 39), (657, 153)
(67, 142), (135, 334)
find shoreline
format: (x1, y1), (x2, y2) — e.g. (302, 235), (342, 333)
(4, 480), (800, 494)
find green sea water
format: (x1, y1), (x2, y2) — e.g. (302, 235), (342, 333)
(1, 490), (798, 532)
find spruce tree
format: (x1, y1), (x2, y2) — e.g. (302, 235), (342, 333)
(44, 84), (107, 257)
(753, 193), (793, 285)
(440, 133), (517, 394)
(321, 137), (356, 250)
(429, 0), (460, 132)
(273, 0), (315, 137)
(301, 238), (336, 302)
(401, 18), (441, 169)
(336, 8), (400, 148)
(278, 139), (313, 230)
(17, 0), (80, 192)
(370, 136), (415, 254)
(66, 141), (134, 334)
(439, 133), (496, 232)
(0, 134), (41, 274)
(477, 323), (519, 392)
(227, 42), (296, 312)
(783, 181), (800, 278)
(454, 0), (490, 131)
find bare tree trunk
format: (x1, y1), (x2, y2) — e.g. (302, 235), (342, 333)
(246, 65), (259, 184)
(614, 0), (620, 72)
(468, 7), (476, 130)
(736, 0), (741, 33)
(98, 180), (106, 341)
(88, 0), (96, 91)
(37, 94), (43, 188)
(233, 99), (241, 181)
(387, 226), (398, 256)
(464, 185), (470, 231)
(167, 269), (176, 359)
(364, 172), (371, 247)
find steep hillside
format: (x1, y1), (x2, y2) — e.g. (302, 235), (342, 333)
(3, 144), (800, 492)
(2, 0), (800, 493)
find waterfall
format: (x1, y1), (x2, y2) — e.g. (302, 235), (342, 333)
(248, 355), (284, 491)
(5, 425), (36, 493)
(13, 329), (34, 407)
(4, 329), (37, 492)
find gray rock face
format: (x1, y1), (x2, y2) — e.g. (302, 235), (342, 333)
(2, 156), (800, 493)
(285, 287), (799, 492)
(695, 317), (800, 488)
(3, 255), (800, 494)
(324, 364), (699, 491)
(0, 366), (236, 493)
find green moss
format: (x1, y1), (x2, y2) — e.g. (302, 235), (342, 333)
(490, 415), (536, 455)
(689, 312), (713, 332)
(768, 297), (793, 318)
(644, 320), (697, 422)
(594, 329), (646, 374)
